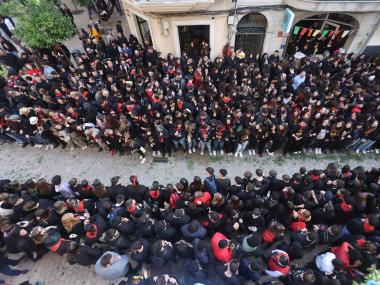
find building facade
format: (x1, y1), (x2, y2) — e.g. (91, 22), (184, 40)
(122, 0), (380, 59)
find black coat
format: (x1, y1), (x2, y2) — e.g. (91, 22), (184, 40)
(74, 245), (102, 266)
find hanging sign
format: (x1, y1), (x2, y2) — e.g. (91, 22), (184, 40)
(282, 8), (295, 34)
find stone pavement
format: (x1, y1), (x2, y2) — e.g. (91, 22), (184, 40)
(62, 0), (131, 53)
(0, 142), (379, 186)
(1, 251), (121, 285)
(0, 142), (379, 284)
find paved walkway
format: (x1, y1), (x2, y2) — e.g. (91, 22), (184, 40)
(0, 143), (379, 186)
(63, 0), (131, 53)
(0, 143), (378, 285)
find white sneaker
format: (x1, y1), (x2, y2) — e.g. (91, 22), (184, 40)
(239, 152), (243, 158)
(192, 147), (196, 153)
(157, 151), (162, 156)
(200, 151), (204, 156)
(252, 149), (256, 156)
(82, 145), (87, 150)
(375, 149), (379, 154)
(234, 152), (238, 157)
(139, 155), (143, 160)
(213, 150), (216, 156)
(188, 149), (192, 154)
(153, 151), (157, 156)
(220, 150), (224, 155)
(209, 152), (213, 156)
(140, 157), (146, 164)
(248, 149), (252, 155)
(362, 150), (367, 154)
(355, 149), (360, 154)
(70, 147), (74, 151)
(266, 149), (274, 156)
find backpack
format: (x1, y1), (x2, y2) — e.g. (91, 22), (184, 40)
(205, 177), (217, 194)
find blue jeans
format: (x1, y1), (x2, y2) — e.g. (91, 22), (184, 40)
(213, 140), (224, 151)
(172, 137), (186, 150)
(6, 132), (29, 144)
(30, 134), (48, 145)
(199, 141), (211, 153)
(236, 141), (248, 153)
(355, 139), (375, 152)
(346, 139), (361, 150)
(187, 139), (196, 150)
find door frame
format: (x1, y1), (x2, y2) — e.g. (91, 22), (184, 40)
(172, 20), (215, 60)
(131, 11), (156, 48)
(235, 31), (266, 54)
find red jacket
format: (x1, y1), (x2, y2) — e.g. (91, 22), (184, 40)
(331, 242), (351, 268)
(267, 251), (290, 276)
(211, 232), (233, 263)
(194, 192), (211, 207)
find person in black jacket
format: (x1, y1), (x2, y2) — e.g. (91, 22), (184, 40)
(215, 169), (231, 197)
(131, 238), (151, 264)
(67, 244), (103, 266)
(154, 220), (177, 242)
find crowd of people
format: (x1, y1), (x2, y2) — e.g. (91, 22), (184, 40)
(0, 16), (379, 164)
(0, 163), (380, 285)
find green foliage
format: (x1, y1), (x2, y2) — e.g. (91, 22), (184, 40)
(0, 0), (75, 49)
(354, 266), (380, 285)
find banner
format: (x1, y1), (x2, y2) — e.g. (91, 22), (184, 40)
(292, 26), (352, 39)
(293, 26), (300, 35)
(312, 29), (321, 37)
(341, 30), (350, 38)
(320, 30), (329, 38)
(300, 27), (308, 36)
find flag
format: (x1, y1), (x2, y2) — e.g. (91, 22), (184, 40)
(293, 26), (300, 35)
(332, 30), (341, 39)
(313, 29), (320, 37)
(308, 29), (314, 37)
(300, 27), (308, 36)
(341, 30), (350, 38)
(328, 31), (335, 37)
(321, 30), (329, 38)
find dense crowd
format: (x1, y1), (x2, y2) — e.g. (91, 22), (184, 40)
(0, 164), (380, 285)
(0, 19), (379, 163)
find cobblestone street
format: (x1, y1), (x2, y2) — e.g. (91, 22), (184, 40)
(0, 142), (379, 284)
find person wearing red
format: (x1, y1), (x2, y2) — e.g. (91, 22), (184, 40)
(211, 232), (233, 263)
(265, 249), (290, 277)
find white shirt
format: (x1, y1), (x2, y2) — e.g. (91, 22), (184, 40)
(316, 252), (336, 274)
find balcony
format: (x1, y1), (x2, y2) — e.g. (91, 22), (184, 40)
(284, 0), (380, 12)
(127, 0), (215, 13)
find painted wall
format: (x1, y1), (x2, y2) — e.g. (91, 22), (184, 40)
(367, 22), (380, 46)
(123, 0), (380, 58)
(125, 11), (229, 59)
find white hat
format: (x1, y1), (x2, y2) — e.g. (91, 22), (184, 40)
(29, 116), (38, 125)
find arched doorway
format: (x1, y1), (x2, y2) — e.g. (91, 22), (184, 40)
(286, 13), (358, 55)
(235, 13), (267, 54)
